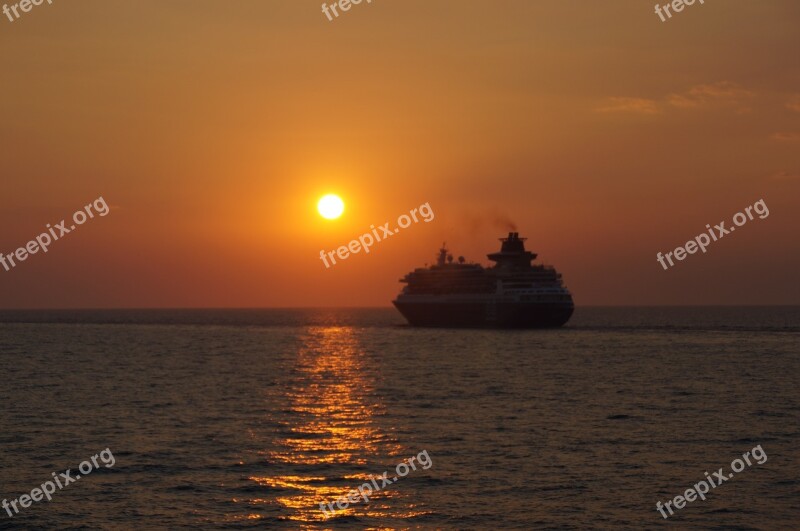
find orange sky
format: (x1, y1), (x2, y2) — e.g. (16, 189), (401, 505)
(1, 0), (798, 308)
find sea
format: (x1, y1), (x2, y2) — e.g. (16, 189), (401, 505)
(0, 307), (798, 530)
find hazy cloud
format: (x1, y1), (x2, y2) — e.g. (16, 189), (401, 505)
(598, 82), (754, 116)
(666, 82), (754, 111)
(768, 170), (800, 181)
(771, 132), (800, 142)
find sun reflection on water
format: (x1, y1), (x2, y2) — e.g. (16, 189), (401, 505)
(243, 326), (425, 524)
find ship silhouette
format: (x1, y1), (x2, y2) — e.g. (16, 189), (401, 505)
(393, 232), (574, 328)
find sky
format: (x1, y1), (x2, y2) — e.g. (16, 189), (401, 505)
(1, 0), (798, 308)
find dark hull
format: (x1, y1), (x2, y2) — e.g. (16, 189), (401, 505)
(393, 300), (574, 328)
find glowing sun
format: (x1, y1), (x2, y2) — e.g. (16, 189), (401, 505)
(317, 194), (345, 219)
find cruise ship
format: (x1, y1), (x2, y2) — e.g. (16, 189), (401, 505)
(392, 232), (574, 328)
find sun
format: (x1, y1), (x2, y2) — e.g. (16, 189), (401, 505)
(317, 194), (345, 220)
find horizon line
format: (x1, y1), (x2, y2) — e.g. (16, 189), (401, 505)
(0, 304), (798, 311)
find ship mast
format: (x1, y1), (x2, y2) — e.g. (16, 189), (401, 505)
(437, 243), (448, 266)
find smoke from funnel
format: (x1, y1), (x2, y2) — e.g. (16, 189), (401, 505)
(493, 215), (517, 232)
(458, 208), (518, 236)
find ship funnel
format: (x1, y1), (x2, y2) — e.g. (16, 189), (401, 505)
(501, 233), (525, 253)
(489, 232), (536, 264)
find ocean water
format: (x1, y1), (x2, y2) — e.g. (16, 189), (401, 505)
(0, 307), (798, 530)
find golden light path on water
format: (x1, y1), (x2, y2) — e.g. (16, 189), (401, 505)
(244, 326), (425, 525)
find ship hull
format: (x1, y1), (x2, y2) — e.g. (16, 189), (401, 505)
(393, 299), (574, 328)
